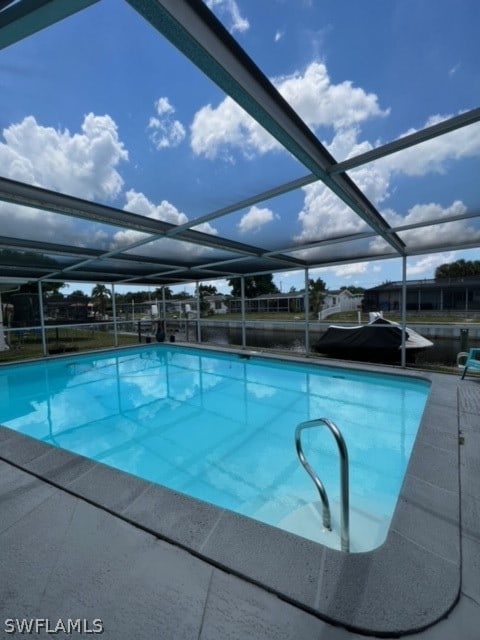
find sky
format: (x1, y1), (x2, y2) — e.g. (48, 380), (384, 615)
(1, 0), (479, 298)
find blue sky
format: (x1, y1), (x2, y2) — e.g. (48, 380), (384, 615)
(1, 0), (479, 297)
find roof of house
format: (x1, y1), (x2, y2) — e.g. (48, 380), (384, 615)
(366, 277), (480, 292)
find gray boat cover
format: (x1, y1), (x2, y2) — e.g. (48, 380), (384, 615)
(314, 318), (405, 353)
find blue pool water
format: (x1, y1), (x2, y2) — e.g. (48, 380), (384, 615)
(0, 345), (430, 551)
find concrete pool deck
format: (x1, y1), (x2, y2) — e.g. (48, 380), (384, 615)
(0, 346), (479, 638)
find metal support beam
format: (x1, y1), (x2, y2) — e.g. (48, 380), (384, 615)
(162, 286), (167, 336)
(0, 178), (303, 269)
(0, 291), (6, 352)
(240, 277), (246, 348)
(330, 108), (480, 175)
(401, 257), (407, 368)
(304, 268), (310, 355)
(111, 284), (118, 347)
(196, 282), (201, 343)
(0, 0), (100, 51)
(37, 280), (47, 356)
(127, 0), (405, 256)
(168, 174), (317, 237)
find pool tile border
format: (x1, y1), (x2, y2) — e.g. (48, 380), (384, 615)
(0, 345), (461, 635)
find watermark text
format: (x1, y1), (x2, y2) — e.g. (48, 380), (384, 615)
(4, 618), (104, 635)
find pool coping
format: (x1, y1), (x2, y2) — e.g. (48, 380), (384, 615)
(0, 343), (461, 636)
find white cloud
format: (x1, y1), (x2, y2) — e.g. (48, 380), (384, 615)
(277, 62), (389, 130)
(387, 199), (467, 228)
(123, 189), (188, 225)
(325, 263), (370, 278)
(106, 188), (187, 250)
(407, 252), (457, 276)
(195, 63), (478, 256)
(294, 180), (369, 244)
(237, 206), (277, 233)
(205, 0), (249, 33)
(274, 31), (283, 43)
(155, 97), (174, 116)
(449, 63), (460, 77)
(370, 200), (480, 253)
(148, 97), (186, 150)
(375, 115), (480, 177)
(309, 262), (370, 280)
(0, 113), (128, 249)
(0, 113), (128, 200)
(190, 97), (278, 160)
(111, 190), (218, 258)
(190, 62), (388, 159)
(294, 112), (480, 246)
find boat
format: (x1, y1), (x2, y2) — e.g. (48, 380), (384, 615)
(313, 313), (434, 363)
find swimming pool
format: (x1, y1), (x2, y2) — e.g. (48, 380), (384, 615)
(0, 344), (430, 551)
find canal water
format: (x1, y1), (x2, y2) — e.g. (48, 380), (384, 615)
(197, 325), (475, 367)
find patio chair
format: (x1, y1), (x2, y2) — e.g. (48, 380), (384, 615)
(461, 347), (480, 380)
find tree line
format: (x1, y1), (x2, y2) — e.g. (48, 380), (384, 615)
(435, 259), (480, 280)
(2, 274), (369, 317)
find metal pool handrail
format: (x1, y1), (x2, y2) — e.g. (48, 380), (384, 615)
(295, 418), (350, 553)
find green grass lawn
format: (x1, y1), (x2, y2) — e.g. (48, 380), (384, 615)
(0, 328), (138, 364)
(200, 312), (312, 322)
(199, 311), (480, 323)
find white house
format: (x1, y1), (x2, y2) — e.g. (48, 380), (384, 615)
(319, 289), (364, 320)
(205, 295), (229, 314)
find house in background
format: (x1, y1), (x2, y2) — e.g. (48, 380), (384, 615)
(166, 299), (197, 316)
(228, 292), (305, 314)
(363, 278), (480, 313)
(204, 295), (229, 314)
(319, 289), (364, 320)
(155, 289), (368, 318)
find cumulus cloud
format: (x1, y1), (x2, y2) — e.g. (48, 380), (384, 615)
(0, 113), (128, 200)
(111, 190), (218, 258)
(237, 206), (278, 233)
(319, 262), (370, 278)
(190, 52), (479, 258)
(294, 180), (369, 245)
(277, 62), (389, 130)
(205, 0), (249, 33)
(274, 30), (283, 43)
(292, 123), (393, 247)
(190, 62), (388, 159)
(109, 188), (186, 251)
(0, 112), (219, 261)
(123, 189), (188, 225)
(407, 252), (457, 276)
(148, 97), (186, 150)
(370, 201), (480, 253)
(190, 97), (278, 160)
(0, 113), (128, 249)
(375, 115), (480, 177)
(294, 113), (480, 247)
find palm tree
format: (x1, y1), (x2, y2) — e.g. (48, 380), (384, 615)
(91, 284), (111, 318)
